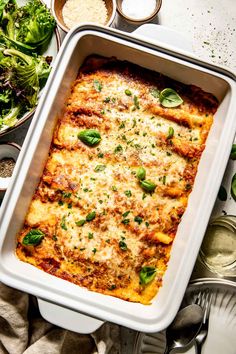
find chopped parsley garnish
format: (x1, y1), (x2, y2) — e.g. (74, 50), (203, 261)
(122, 211), (130, 218)
(75, 219), (86, 227)
(133, 95), (140, 109)
(122, 218), (130, 225)
(108, 284), (116, 290)
(104, 97), (110, 103)
(119, 122), (125, 129)
(185, 183), (192, 191)
(119, 240), (127, 251)
(88, 232), (94, 239)
(94, 164), (106, 172)
(92, 248), (97, 254)
(114, 144), (123, 153)
(112, 185), (117, 191)
(167, 127), (174, 139)
(163, 176), (166, 185)
(125, 89), (132, 96)
(134, 216), (143, 225)
(93, 79), (102, 92)
(62, 192), (72, 198)
(58, 200), (64, 206)
(67, 203), (72, 209)
(52, 235), (58, 241)
(124, 190), (132, 197)
(86, 211), (96, 221)
(83, 188), (89, 192)
(98, 152), (104, 158)
(60, 215), (67, 230)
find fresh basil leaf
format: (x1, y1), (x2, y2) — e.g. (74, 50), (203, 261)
(230, 144), (236, 160)
(125, 89), (132, 96)
(160, 88), (183, 108)
(93, 79), (102, 92)
(78, 129), (101, 146)
(136, 167), (146, 181)
(86, 211), (96, 221)
(218, 185), (227, 201)
(119, 240), (127, 251)
(231, 173), (236, 201)
(139, 266), (157, 285)
(167, 127), (174, 139)
(150, 88), (160, 98)
(94, 164), (106, 172)
(140, 180), (156, 193)
(22, 229), (44, 246)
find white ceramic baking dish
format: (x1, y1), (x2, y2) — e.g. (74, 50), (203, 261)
(0, 24), (236, 334)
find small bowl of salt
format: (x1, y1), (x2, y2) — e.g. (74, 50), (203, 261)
(0, 142), (21, 199)
(117, 0), (162, 24)
(52, 0), (116, 32)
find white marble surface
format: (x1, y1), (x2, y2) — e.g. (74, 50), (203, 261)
(0, 1), (236, 353)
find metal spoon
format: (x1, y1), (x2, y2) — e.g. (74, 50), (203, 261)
(164, 304), (204, 354)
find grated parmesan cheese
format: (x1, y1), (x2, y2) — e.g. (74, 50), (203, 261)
(62, 0), (108, 29)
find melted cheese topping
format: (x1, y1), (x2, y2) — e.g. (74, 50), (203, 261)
(16, 56), (218, 304)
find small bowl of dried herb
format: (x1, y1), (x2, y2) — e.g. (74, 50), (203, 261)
(0, 143), (21, 198)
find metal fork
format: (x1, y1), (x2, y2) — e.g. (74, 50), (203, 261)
(194, 289), (213, 353)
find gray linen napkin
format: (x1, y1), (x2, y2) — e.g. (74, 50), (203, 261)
(0, 283), (120, 354)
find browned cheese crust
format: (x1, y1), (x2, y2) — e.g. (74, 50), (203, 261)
(16, 56), (218, 304)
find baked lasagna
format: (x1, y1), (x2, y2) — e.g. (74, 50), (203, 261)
(16, 56), (218, 304)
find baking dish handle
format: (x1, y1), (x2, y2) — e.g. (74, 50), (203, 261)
(37, 298), (104, 334)
(131, 24), (193, 54)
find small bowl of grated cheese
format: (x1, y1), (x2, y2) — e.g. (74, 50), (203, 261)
(52, 0), (116, 32)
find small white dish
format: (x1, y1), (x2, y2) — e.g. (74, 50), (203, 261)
(0, 143), (21, 198)
(133, 278), (236, 354)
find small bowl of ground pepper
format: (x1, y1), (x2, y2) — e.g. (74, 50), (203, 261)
(0, 142), (21, 199)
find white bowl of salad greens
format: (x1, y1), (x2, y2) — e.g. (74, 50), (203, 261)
(0, 0), (61, 136)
